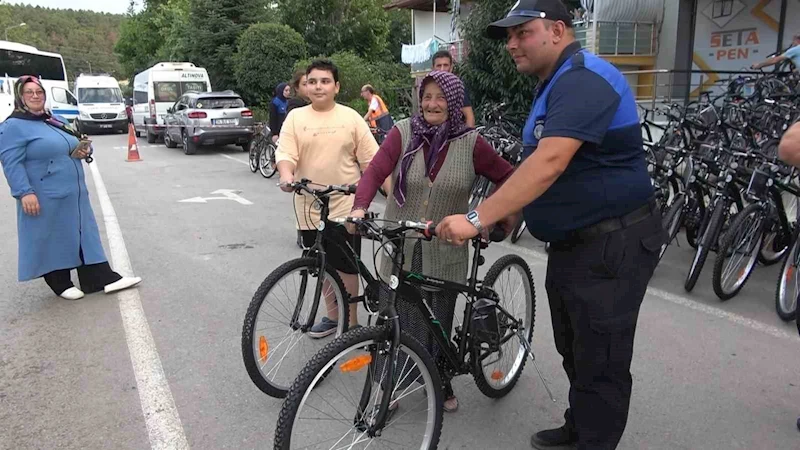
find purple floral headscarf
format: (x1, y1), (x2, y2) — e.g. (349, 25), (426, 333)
(393, 70), (472, 207)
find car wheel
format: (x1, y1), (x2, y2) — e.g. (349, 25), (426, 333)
(164, 131), (177, 148)
(240, 141), (251, 153)
(146, 126), (156, 144)
(183, 131), (196, 155)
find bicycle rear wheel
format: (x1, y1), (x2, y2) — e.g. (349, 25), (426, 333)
(275, 326), (443, 450)
(471, 255), (535, 398)
(241, 257), (348, 398)
(248, 138), (260, 172)
(259, 141), (277, 178)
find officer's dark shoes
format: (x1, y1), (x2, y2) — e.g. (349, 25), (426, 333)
(530, 425), (578, 449)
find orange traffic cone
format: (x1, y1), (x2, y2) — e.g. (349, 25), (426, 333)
(126, 123), (143, 162)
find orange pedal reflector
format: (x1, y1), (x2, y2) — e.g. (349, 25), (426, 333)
(259, 336), (269, 362)
(340, 354), (372, 373)
(491, 370), (504, 380)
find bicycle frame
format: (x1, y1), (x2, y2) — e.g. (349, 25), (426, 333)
(356, 224), (523, 434)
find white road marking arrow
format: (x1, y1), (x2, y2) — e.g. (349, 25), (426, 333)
(178, 189), (253, 205)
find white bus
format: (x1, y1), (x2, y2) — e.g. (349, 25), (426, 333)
(0, 40), (78, 122)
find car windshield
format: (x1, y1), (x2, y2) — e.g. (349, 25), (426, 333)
(78, 87), (123, 104)
(154, 81), (209, 103)
(195, 97), (245, 109)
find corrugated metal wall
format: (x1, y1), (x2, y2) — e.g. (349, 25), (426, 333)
(580, 0), (665, 22)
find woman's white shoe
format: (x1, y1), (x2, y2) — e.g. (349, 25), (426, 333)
(60, 287), (85, 300)
(104, 277), (142, 294)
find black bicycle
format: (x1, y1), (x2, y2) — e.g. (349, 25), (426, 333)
(241, 180), (358, 398)
(274, 216), (542, 449)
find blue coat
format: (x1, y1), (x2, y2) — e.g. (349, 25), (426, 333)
(0, 116), (108, 281)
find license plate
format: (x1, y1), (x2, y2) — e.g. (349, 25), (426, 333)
(213, 118), (237, 126)
(99, 124), (112, 128)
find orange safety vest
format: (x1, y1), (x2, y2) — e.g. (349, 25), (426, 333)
(368, 94), (389, 128)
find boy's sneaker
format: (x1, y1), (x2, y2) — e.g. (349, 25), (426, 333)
(308, 317), (338, 338)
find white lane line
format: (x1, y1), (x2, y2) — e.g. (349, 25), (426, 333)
(89, 161), (190, 450)
(219, 153), (249, 166)
(497, 241), (798, 341)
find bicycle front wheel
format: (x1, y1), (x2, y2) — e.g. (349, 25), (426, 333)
(275, 326), (443, 450)
(685, 198), (727, 292)
(510, 220), (527, 244)
(712, 203), (765, 300)
(776, 232), (800, 321)
(472, 255), (535, 398)
(241, 257), (348, 398)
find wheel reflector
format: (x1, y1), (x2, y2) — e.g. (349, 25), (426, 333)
(491, 370), (504, 380)
(259, 336), (268, 362)
(340, 354), (372, 373)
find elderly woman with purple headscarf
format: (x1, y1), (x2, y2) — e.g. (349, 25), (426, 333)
(351, 70), (514, 412)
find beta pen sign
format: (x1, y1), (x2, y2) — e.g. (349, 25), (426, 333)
(691, 0), (782, 95)
(709, 27), (761, 61)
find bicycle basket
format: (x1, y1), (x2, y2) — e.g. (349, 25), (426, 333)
(746, 166), (771, 199)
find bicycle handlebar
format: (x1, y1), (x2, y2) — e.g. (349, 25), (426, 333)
(280, 178), (357, 196)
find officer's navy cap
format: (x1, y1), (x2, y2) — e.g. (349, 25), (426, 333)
(486, 0), (574, 40)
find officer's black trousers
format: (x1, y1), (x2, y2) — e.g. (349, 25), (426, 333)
(545, 213), (665, 450)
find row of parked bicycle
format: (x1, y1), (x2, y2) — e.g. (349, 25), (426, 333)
(642, 69), (800, 322)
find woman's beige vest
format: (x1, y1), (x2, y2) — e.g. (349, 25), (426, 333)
(379, 119), (478, 284)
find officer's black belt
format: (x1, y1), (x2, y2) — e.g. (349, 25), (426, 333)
(563, 198), (657, 243)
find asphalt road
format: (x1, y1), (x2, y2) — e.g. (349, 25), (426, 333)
(1, 133), (799, 450)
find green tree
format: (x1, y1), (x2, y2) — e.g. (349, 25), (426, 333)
(386, 8), (412, 62)
(186, 0), (269, 91)
(115, 10), (162, 79)
(234, 23), (306, 106)
(1, 3), (125, 78)
(278, 0), (391, 60)
(294, 52), (412, 118)
(459, 0), (538, 119)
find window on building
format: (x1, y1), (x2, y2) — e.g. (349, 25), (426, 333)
(712, 0), (733, 18)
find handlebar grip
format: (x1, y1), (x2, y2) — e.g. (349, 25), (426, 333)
(422, 221), (436, 239)
(347, 184), (357, 194)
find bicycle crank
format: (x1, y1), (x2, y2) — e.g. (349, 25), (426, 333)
(517, 329), (556, 403)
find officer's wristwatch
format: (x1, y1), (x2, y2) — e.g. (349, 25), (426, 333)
(466, 210), (484, 234)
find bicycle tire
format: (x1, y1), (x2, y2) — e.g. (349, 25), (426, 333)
(510, 220), (527, 244)
(259, 142), (278, 178)
(757, 212), (790, 266)
(711, 203), (765, 300)
(275, 326), (443, 450)
(472, 255), (535, 398)
(468, 177), (491, 210)
(775, 231), (800, 321)
(659, 193), (686, 261)
(248, 139), (260, 173)
(685, 185), (708, 249)
(685, 198), (727, 292)
(241, 257), (348, 398)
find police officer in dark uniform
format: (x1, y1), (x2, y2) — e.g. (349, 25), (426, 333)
(437, 0), (667, 448)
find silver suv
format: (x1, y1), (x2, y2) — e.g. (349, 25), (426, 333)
(163, 90), (255, 155)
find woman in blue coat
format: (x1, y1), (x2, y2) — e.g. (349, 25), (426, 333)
(0, 75), (142, 300)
